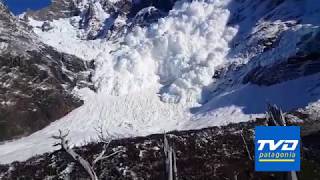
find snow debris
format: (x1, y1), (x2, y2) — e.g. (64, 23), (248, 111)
(0, 0), (320, 164)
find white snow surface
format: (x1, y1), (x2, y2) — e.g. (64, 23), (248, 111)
(29, 17), (108, 60)
(0, 0), (320, 163)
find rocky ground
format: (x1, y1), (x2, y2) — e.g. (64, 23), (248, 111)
(0, 116), (319, 180)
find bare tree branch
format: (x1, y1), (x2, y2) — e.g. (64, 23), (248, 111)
(52, 130), (98, 180)
(240, 129), (252, 161)
(266, 104), (298, 180)
(266, 103), (286, 126)
(93, 150), (124, 166)
(164, 133), (178, 180)
(92, 125), (122, 168)
(52, 125), (123, 179)
(94, 125), (113, 144)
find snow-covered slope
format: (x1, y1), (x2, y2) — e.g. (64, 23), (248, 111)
(0, 2), (93, 142)
(0, 0), (320, 163)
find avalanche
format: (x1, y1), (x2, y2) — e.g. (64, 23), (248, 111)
(0, 0), (241, 163)
(0, 0), (320, 163)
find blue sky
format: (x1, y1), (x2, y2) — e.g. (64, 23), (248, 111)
(3, 0), (51, 15)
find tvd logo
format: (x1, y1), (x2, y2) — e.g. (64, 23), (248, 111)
(255, 126), (300, 172)
(257, 140), (299, 151)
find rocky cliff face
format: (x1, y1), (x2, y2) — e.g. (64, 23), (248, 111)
(25, 0), (178, 40)
(243, 29), (320, 86)
(200, 0), (320, 112)
(237, 0), (320, 86)
(25, 0), (80, 20)
(0, 3), (92, 141)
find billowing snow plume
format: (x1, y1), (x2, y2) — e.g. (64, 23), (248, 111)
(31, 1), (237, 103)
(94, 0), (237, 103)
(30, 0), (237, 103)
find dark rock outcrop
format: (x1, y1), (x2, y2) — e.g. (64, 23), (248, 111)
(0, 3), (92, 141)
(25, 0), (80, 21)
(243, 30), (320, 86)
(25, 0), (179, 40)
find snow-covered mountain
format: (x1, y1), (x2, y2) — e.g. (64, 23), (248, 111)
(0, 2), (93, 141)
(26, 0), (176, 40)
(0, 0), (319, 163)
